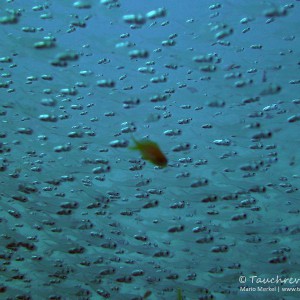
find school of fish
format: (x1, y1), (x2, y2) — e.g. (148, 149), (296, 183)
(0, 0), (300, 299)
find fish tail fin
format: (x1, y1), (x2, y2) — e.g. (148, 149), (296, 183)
(131, 134), (138, 143)
(128, 145), (138, 150)
(129, 135), (138, 150)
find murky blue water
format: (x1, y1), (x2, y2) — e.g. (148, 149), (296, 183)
(0, 1), (300, 299)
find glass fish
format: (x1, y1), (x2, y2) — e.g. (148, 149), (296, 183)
(129, 136), (168, 167)
(142, 290), (152, 299)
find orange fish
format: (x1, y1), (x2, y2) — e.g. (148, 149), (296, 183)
(129, 136), (168, 167)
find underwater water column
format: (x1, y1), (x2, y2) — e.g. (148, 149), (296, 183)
(0, 0), (300, 299)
